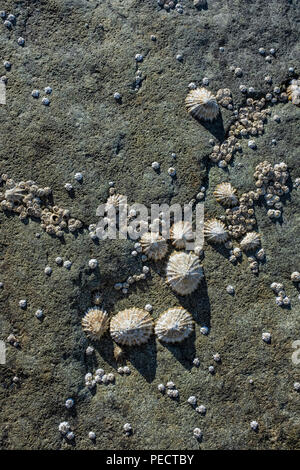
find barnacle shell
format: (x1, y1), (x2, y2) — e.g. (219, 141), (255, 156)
(82, 307), (110, 341)
(166, 252), (204, 295)
(140, 232), (168, 261)
(106, 194), (127, 211)
(155, 307), (194, 343)
(110, 308), (154, 346)
(213, 183), (238, 207)
(287, 79), (300, 106)
(204, 219), (229, 243)
(170, 221), (194, 249)
(240, 232), (261, 251)
(185, 87), (219, 121)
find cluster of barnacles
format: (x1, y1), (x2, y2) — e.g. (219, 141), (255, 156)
(0, 174), (83, 236)
(223, 191), (258, 239)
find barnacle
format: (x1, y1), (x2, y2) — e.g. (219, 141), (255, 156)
(213, 183), (238, 207)
(110, 308), (154, 346)
(204, 219), (229, 243)
(155, 307), (194, 343)
(82, 307), (110, 341)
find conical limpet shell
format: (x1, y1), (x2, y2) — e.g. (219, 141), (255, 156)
(240, 231), (261, 251)
(155, 307), (194, 343)
(170, 221), (194, 249)
(166, 251), (204, 295)
(185, 87), (219, 121)
(110, 308), (154, 346)
(287, 79), (300, 106)
(140, 232), (168, 261)
(105, 194), (127, 211)
(204, 219), (229, 243)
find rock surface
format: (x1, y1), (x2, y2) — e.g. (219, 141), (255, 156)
(0, 0), (299, 450)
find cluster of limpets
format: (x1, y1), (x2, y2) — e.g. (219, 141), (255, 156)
(82, 306), (195, 345)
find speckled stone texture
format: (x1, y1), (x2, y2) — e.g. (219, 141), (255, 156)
(0, 0), (299, 450)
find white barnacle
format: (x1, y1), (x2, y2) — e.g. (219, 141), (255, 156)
(85, 346), (94, 355)
(226, 285), (235, 295)
(58, 421), (70, 434)
(196, 405), (206, 414)
(240, 232), (261, 252)
(187, 396), (197, 406)
(250, 421), (259, 431)
(262, 332), (271, 343)
(88, 258), (98, 269)
(248, 140), (257, 149)
(74, 172), (83, 182)
(63, 260), (72, 269)
(19, 299), (27, 309)
(44, 266), (52, 276)
(291, 272), (300, 282)
(65, 398), (74, 409)
(123, 423), (132, 433)
(35, 309), (43, 319)
(293, 382), (300, 392)
(193, 428), (203, 440)
(64, 183), (73, 192)
(42, 97), (50, 106)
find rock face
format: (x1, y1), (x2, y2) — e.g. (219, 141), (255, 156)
(0, 0), (299, 450)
